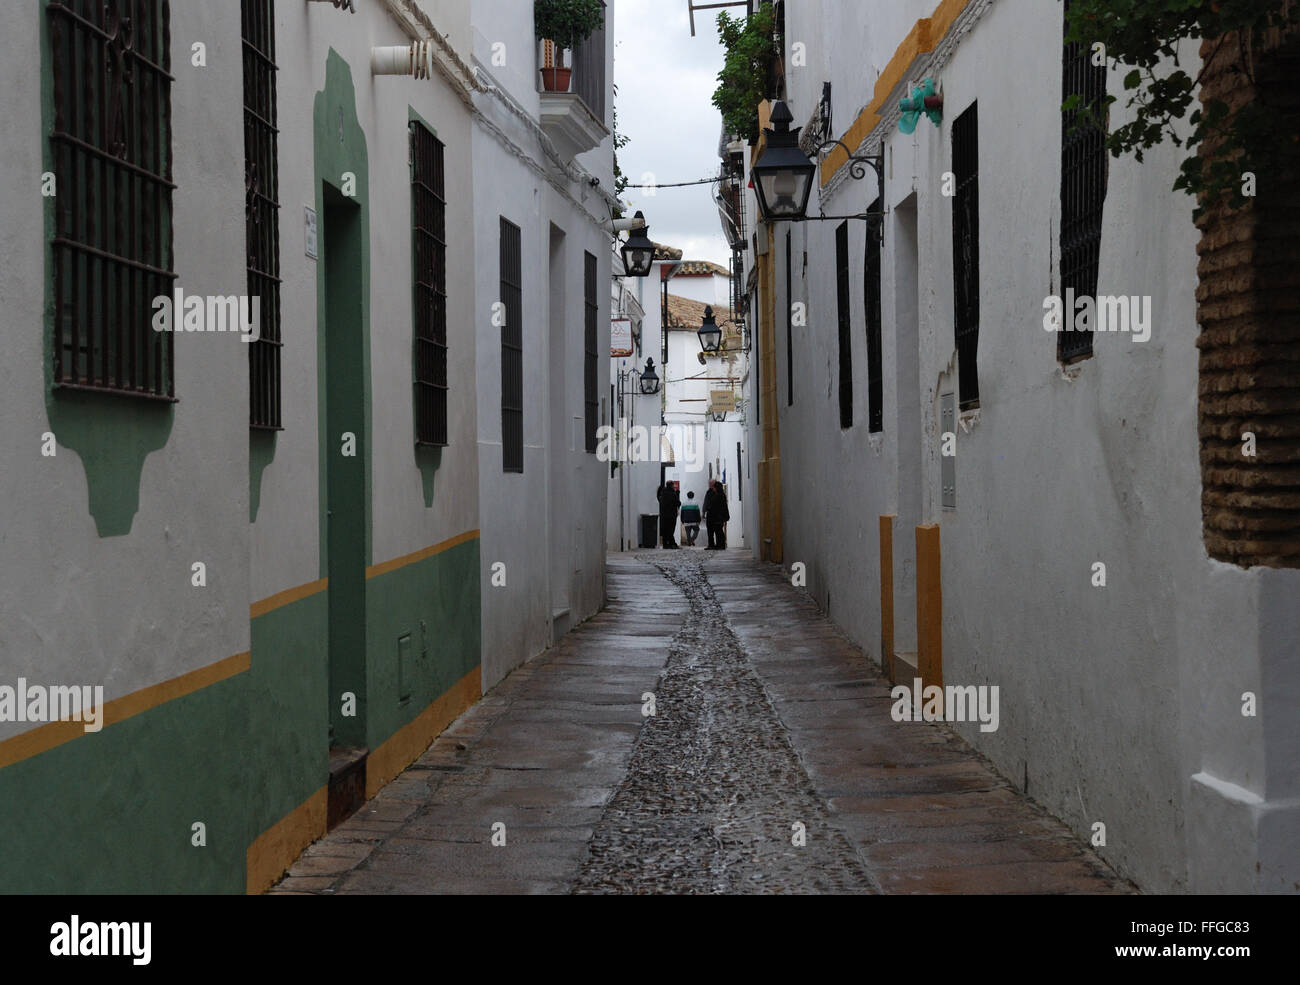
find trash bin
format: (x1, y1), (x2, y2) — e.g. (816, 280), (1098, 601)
(640, 514), (658, 549)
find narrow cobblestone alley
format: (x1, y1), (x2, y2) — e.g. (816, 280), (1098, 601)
(274, 554), (1133, 895)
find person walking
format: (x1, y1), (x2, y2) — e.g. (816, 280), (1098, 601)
(680, 491), (702, 547)
(703, 480), (727, 550)
(657, 482), (680, 549)
(714, 481), (730, 549)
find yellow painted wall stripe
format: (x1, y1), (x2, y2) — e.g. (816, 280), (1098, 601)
(364, 666), (481, 797)
(916, 524), (943, 690)
(246, 786), (328, 895)
(820, 0), (971, 186)
(0, 651), (251, 770)
(248, 528), (480, 614)
(248, 666), (482, 893)
(250, 578), (329, 619)
(365, 528), (480, 580)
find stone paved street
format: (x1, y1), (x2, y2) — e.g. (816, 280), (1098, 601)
(273, 553), (1134, 895)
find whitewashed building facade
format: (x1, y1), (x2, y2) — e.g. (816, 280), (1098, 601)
(744, 0), (1299, 892)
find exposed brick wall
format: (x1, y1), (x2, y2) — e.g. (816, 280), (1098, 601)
(1196, 26), (1300, 568)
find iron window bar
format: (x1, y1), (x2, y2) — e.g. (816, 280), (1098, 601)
(411, 120), (448, 446)
(49, 0), (176, 401)
(1059, 2), (1108, 364)
(244, 0), (283, 429)
(570, 2), (607, 122)
(865, 195), (884, 433)
(584, 251), (599, 454)
(835, 221), (853, 428)
(500, 218), (523, 473)
(951, 102), (980, 410)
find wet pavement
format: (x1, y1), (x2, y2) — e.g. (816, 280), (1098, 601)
(273, 552), (1133, 894)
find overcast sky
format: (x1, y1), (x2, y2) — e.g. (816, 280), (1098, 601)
(614, 0), (733, 266)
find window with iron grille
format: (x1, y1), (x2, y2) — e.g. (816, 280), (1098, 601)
(835, 221), (853, 429)
(500, 218), (523, 472)
(243, 0), (282, 428)
(48, 0), (175, 399)
(411, 120), (447, 446)
(584, 251), (599, 454)
(865, 198), (883, 433)
(951, 102), (980, 409)
(1059, 1), (1108, 363)
(786, 230), (794, 406)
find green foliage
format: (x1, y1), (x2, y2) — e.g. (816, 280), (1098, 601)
(712, 3), (778, 144)
(612, 94), (630, 218)
(1064, 0), (1299, 215)
(533, 0), (605, 51)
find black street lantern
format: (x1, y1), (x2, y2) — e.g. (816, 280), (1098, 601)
(638, 357), (661, 395)
(710, 410), (727, 423)
(698, 305), (723, 354)
(620, 211), (655, 277)
(751, 101), (816, 222)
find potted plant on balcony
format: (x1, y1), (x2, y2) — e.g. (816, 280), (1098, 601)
(535, 0), (604, 92)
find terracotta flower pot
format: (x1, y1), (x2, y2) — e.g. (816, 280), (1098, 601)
(540, 66), (572, 92)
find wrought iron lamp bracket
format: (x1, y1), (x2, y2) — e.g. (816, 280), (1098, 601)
(799, 139), (886, 239)
(815, 138), (884, 188)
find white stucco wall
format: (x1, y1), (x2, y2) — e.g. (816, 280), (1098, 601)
(669, 271), (731, 309)
(254, 0), (480, 608)
(471, 0), (614, 690)
(771, 0), (1290, 892)
(1, 2), (252, 725)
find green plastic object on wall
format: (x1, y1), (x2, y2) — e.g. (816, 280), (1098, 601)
(899, 78), (943, 134)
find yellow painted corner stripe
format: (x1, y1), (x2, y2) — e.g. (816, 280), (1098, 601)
(365, 666), (481, 798)
(365, 528), (479, 580)
(250, 578), (329, 619)
(821, 0), (970, 186)
(247, 785), (328, 895)
(0, 651), (251, 770)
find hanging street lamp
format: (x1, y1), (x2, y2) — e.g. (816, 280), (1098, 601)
(710, 409), (727, 423)
(620, 210), (655, 278)
(751, 100), (887, 236)
(638, 357), (661, 395)
(698, 305), (723, 355)
(751, 101), (816, 222)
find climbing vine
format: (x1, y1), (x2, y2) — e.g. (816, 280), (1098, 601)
(1064, 0), (1299, 214)
(712, 2), (778, 143)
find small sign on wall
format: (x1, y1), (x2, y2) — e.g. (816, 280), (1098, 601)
(611, 318), (633, 358)
(305, 206), (318, 260)
(709, 390), (736, 414)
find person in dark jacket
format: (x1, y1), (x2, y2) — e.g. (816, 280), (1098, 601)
(657, 482), (680, 549)
(704, 480), (729, 550)
(714, 481), (730, 549)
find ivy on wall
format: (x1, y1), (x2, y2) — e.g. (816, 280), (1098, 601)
(1065, 0), (1299, 214)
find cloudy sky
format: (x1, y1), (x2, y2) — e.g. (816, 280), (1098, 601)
(614, 0), (733, 266)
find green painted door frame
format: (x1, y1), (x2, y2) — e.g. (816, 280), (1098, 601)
(324, 186), (367, 749)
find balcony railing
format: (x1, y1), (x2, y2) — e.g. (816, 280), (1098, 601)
(569, 6), (606, 123)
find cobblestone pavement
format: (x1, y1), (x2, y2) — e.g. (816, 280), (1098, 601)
(571, 559), (876, 893)
(273, 552), (1133, 895)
